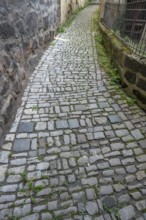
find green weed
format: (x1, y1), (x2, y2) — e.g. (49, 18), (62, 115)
(20, 171), (28, 184)
(38, 155), (44, 161)
(32, 106), (40, 111)
(50, 42), (56, 46)
(103, 202), (121, 219)
(92, 10), (137, 107)
(93, 11), (121, 85)
(10, 217), (19, 220)
(30, 195), (36, 204)
(8, 152), (12, 158)
(52, 216), (63, 220)
(19, 188), (27, 194)
(33, 185), (44, 193)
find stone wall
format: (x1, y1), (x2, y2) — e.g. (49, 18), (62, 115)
(99, 22), (146, 110)
(61, 0), (88, 24)
(0, 0), (60, 144)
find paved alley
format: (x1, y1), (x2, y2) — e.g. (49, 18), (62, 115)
(1, 5), (146, 220)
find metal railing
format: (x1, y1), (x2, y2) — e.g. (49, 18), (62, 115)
(103, 0), (146, 58)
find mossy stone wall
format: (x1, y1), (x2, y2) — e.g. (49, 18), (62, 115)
(99, 22), (146, 110)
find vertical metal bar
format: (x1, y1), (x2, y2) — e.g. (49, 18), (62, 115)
(102, 0), (146, 57)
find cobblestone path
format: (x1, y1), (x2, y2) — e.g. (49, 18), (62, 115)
(1, 5), (146, 220)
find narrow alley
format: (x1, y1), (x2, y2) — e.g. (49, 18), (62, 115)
(0, 5), (146, 220)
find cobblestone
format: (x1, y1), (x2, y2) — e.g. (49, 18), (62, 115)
(0, 5), (146, 220)
(13, 139), (31, 152)
(18, 122), (34, 133)
(119, 205), (135, 220)
(86, 201), (99, 215)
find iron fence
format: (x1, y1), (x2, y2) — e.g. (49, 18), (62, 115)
(103, 0), (146, 58)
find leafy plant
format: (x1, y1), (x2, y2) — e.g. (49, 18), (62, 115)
(28, 180), (33, 191)
(20, 171), (28, 184)
(38, 155), (44, 161)
(30, 195), (36, 204)
(8, 152), (12, 158)
(19, 169), (45, 204)
(33, 185), (44, 193)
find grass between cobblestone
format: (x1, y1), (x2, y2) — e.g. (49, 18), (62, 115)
(92, 10), (120, 85)
(92, 10), (136, 107)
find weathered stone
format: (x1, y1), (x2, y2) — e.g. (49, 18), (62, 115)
(41, 213), (52, 220)
(125, 71), (136, 84)
(109, 158), (121, 166)
(137, 79), (146, 92)
(131, 129), (144, 140)
(0, 151), (9, 163)
(20, 214), (39, 220)
(118, 195), (130, 204)
(94, 132), (105, 139)
(72, 191), (85, 202)
(48, 121), (54, 130)
(86, 202), (99, 215)
(111, 143), (124, 150)
(95, 117), (107, 124)
(136, 171), (146, 180)
(77, 203), (86, 212)
(99, 185), (113, 195)
(56, 120), (68, 129)
(81, 177), (98, 186)
(36, 162), (49, 171)
(89, 155), (103, 164)
(11, 158), (26, 166)
(68, 119), (79, 128)
(13, 139), (31, 152)
(119, 205), (135, 220)
(48, 201), (57, 211)
(77, 134), (86, 143)
(102, 196), (116, 209)
(75, 105), (87, 111)
(35, 122), (47, 131)
(0, 195), (15, 203)
(125, 55), (146, 76)
(0, 165), (7, 182)
(114, 183), (125, 192)
(133, 89), (146, 104)
(137, 155), (146, 163)
(86, 188), (96, 200)
(108, 115), (121, 123)
(18, 122), (34, 133)
(126, 165), (137, 174)
(78, 156), (88, 166)
(139, 140), (146, 149)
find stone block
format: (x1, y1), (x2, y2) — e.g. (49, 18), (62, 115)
(137, 79), (146, 92)
(18, 122), (34, 133)
(125, 71), (136, 84)
(125, 55), (146, 77)
(133, 89), (146, 104)
(13, 139), (31, 152)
